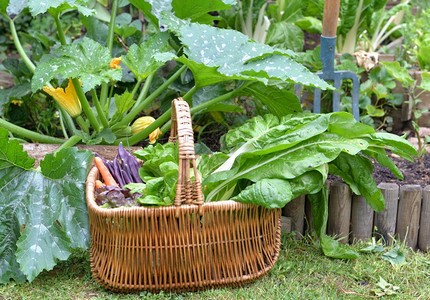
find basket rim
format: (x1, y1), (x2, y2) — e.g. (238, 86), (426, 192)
(86, 166), (262, 216)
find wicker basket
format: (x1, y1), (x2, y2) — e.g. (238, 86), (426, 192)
(86, 98), (282, 293)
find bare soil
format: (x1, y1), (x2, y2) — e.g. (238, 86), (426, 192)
(372, 152), (429, 187)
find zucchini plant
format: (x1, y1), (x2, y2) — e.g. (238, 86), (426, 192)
(0, 0), (331, 147)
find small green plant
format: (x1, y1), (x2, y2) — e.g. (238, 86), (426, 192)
(381, 61), (430, 159)
(400, 4), (430, 69)
(336, 0), (389, 53)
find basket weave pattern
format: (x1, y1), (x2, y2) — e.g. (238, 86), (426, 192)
(86, 98), (282, 292)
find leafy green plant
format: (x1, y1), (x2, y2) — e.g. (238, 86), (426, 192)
(355, 65), (403, 129)
(265, 0), (322, 52)
(0, 0), (332, 148)
(336, 0), (407, 54)
(0, 127), (93, 283)
(381, 61), (430, 159)
(399, 4), (430, 69)
(198, 111), (417, 258)
(218, 0), (322, 52)
(359, 0), (410, 53)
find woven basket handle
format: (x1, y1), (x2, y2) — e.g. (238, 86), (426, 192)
(168, 98), (204, 211)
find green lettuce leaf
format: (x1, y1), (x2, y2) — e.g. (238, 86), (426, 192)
(241, 81), (303, 117)
(290, 165), (328, 198)
(232, 178), (292, 209)
(327, 112), (375, 138)
(32, 38), (122, 93)
(362, 147), (403, 180)
(364, 132), (418, 161)
(133, 143), (179, 206)
(308, 187), (359, 259)
(0, 129), (93, 282)
(204, 132), (368, 203)
(329, 152), (384, 212)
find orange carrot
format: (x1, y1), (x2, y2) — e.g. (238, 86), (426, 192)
(94, 157), (118, 187)
(95, 180), (105, 189)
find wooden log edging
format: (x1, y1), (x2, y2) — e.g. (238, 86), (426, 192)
(375, 183), (399, 245)
(281, 183), (430, 251)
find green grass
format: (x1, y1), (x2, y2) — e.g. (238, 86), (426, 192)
(1, 234), (429, 299)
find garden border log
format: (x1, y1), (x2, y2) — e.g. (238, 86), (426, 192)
(22, 143), (142, 165)
(350, 195), (374, 242)
(375, 183), (399, 244)
(397, 185), (422, 249)
(282, 195), (305, 239)
(418, 186), (430, 251)
(327, 182), (352, 244)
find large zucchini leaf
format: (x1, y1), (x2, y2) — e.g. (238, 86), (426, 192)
(162, 13), (332, 90)
(0, 129), (93, 282)
(128, 0), (235, 27)
(32, 38), (122, 93)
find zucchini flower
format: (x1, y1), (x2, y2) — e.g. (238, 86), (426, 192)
(43, 78), (82, 118)
(110, 57), (122, 69)
(131, 116), (162, 144)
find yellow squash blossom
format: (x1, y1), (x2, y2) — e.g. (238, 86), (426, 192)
(43, 78), (82, 118)
(131, 116), (162, 144)
(11, 99), (23, 106)
(110, 57), (122, 69)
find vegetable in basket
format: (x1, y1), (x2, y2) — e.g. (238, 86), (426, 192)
(94, 142), (181, 207)
(197, 112), (417, 259)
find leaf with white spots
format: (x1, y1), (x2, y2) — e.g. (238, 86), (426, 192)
(128, 0), (236, 28)
(163, 13), (332, 90)
(0, 129), (93, 282)
(28, 0), (94, 17)
(172, 0), (236, 24)
(32, 38), (122, 93)
(128, 0), (172, 29)
(122, 32), (175, 81)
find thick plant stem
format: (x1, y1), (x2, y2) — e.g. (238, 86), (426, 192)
(130, 78), (144, 98)
(9, 17), (35, 73)
(76, 116), (89, 133)
(0, 118), (65, 144)
(58, 105), (78, 135)
(134, 74), (154, 107)
(91, 89), (109, 128)
(72, 78), (101, 132)
(182, 85), (198, 102)
(100, 0), (119, 111)
(106, 0), (118, 53)
(54, 135), (82, 154)
(58, 111), (69, 139)
(122, 82), (250, 145)
(53, 13), (67, 45)
(112, 65), (187, 130)
(160, 86), (243, 134)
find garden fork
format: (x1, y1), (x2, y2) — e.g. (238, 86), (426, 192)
(295, 0), (360, 120)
